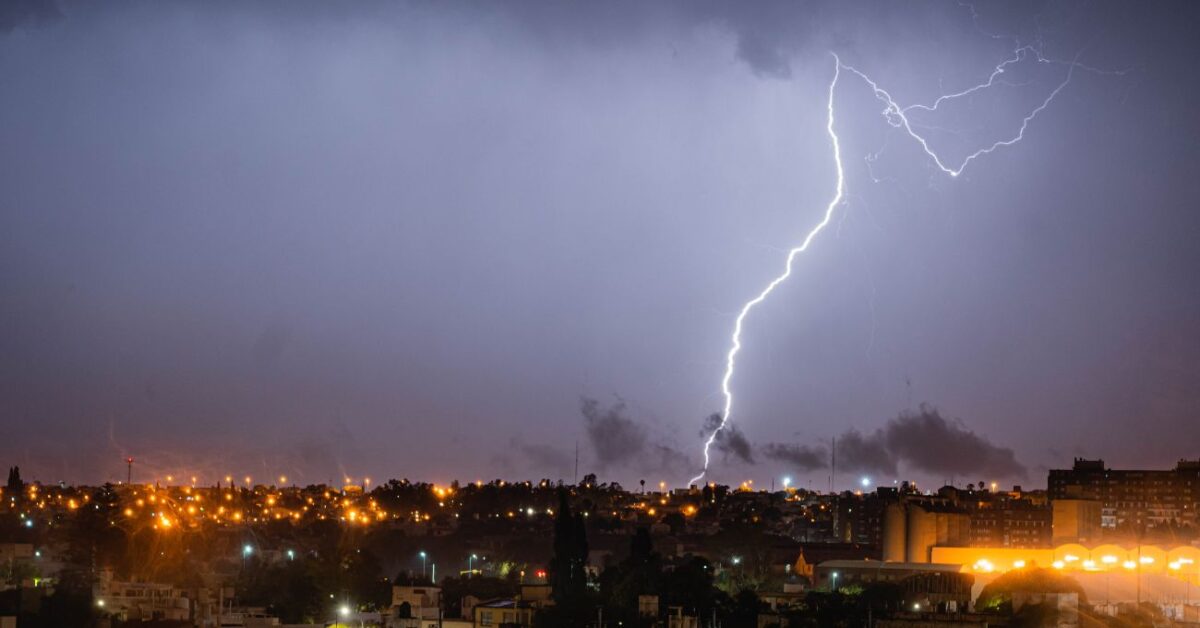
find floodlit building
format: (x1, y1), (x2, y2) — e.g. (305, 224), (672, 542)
(883, 501), (970, 563)
(1051, 499), (1103, 545)
(968, 500), (1051, 549)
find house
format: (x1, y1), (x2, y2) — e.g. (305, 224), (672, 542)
(473, 598), (534, 627)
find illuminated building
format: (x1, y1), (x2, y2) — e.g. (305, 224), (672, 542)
(968, 499), (1051, 549)
(1048, 458), (1200, 530)
(883, 501), (970, 563)
(1051, 499), (1103, 545)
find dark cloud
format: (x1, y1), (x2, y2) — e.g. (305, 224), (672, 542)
(761, 442), (826, 470)
(701, 413), (755, 464)
(835, 429), (897, 477)
(883, 404), (1025, 478)
(581, 397), (691, 476)
(759, 405), (1023, 480)
(581, 397), (646, 467)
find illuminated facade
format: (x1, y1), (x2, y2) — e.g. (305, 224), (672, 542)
(1048, 458), (1200, 530)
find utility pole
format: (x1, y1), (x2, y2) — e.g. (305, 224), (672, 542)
(574, 441), (579, 485)
(125, 457), (134, 484)
(830, 436), (837, 493)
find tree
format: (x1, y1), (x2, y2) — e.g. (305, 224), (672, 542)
(549, 490), (588, 605)
(5, 466), (23, 499)
(729, 589), (764, 628)
(541, 490), (592, 627)
(976, 567), (1087, 611)
(343, 549), (392, 611)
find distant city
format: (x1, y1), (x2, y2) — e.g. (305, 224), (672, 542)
(2, 458), (1198, 626)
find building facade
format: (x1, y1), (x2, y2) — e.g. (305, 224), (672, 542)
(1047, 459), (1200, 531)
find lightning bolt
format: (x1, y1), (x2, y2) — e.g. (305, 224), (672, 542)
(690, 47), (1111, 486)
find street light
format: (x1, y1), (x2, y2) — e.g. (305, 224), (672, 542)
(419, 551), (428, 579)
(338, 604), (363, 628)
(831, 571), (839, 592)
(469, 553), (479, 575)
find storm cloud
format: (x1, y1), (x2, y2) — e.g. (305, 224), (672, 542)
(581, 397), (690, 476)
(761, 405), (1024, 480)
(761, 442), (826, 470)
(883, 405), (1025, 478)
(702, 413), (755, 464)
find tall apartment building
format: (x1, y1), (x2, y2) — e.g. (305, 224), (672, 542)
(968, 500), (1052, 548)
(1047, 458), (1200, 530)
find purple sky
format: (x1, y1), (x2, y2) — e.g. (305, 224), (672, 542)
(2, 1), (1197, 490)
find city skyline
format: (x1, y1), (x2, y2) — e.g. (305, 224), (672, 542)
(2, 1), (1199, 489)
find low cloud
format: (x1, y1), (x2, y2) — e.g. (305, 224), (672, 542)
(581, 396), (646, 467)
(580, 396), (691, 476)
(759, 404), (1025, 480)
(701, 413), (755, 464)
(761, 442), (825, 470)
(883, 405), (1025, 478)
(835, 429), (898, 477)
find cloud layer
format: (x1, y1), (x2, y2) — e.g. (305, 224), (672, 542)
(760, 404), (1025, 480)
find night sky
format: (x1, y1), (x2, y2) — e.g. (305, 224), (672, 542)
(2, 1), (1197, 489)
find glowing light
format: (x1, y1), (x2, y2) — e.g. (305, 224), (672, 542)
(1052, 561), (1065, 569)
(1101, 555), (1118, 565)
(1013, 560), (1026, 569)
(860, 477), (871, 488)
(1140, 556), (1155, 565)
(973, 559), (994, 573)
(1123, 561), (1137, 570)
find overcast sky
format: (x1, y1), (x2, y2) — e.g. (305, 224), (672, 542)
(2, 0), (1197, 490)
